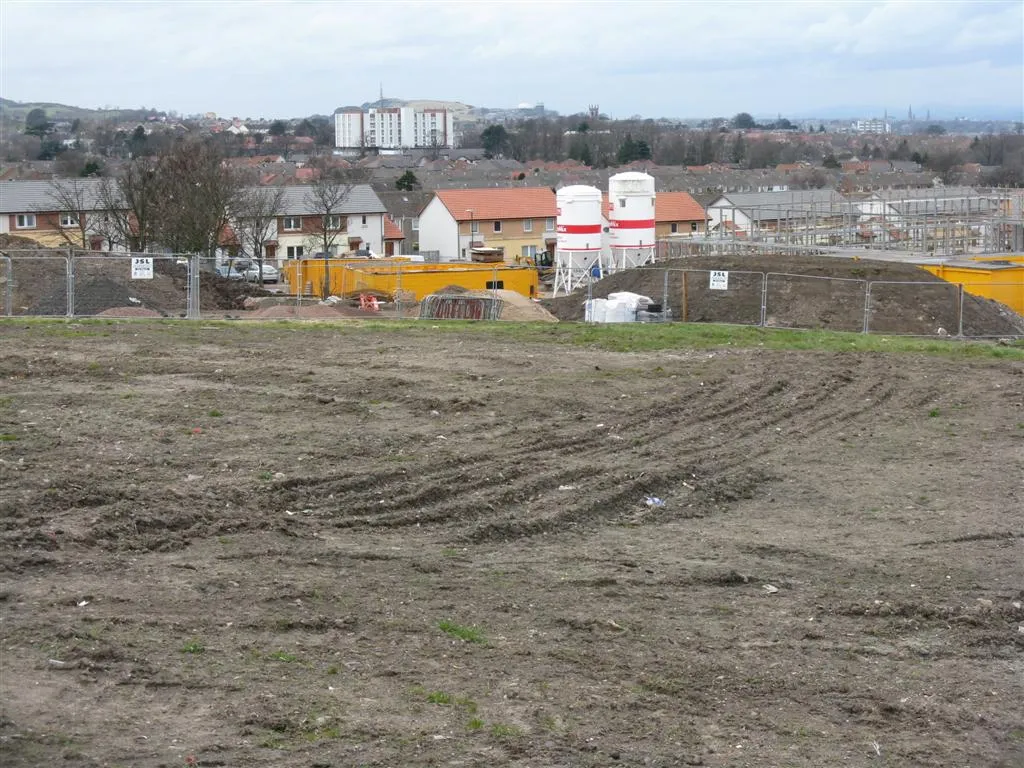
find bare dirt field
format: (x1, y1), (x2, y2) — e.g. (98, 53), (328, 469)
(1, 319), (1022, 768)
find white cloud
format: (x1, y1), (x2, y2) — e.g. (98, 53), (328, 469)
(1, 0), (1020, 117)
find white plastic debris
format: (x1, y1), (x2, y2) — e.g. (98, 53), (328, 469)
(558, 485), (577, 491)
(644, 496), (666, 508)
(763, 584), (779, 594)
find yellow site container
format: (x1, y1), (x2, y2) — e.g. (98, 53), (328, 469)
(280, 259), (539, 301)
(919, 261), (1024, 315)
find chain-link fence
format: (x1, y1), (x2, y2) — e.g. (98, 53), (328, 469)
(1, 249), (1021, 337)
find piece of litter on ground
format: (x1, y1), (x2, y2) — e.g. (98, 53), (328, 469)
(77, 600), (90, 607)
(558, 485), (577, 491)
(763, 584), (779, 594)
(436, 435), (448, 440)
(185, 474), (202, 482)
(644, 496), (666, 508)
(284, 510), (295, 516)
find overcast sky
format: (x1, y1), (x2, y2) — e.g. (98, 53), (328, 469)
(2, 0), (1022, 120)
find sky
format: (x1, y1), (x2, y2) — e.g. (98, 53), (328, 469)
(2, 0), (1022, 121)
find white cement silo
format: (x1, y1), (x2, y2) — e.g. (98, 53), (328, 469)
(553, 185), (604, 297)
(607, 172), (656, 271)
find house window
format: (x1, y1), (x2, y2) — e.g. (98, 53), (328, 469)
(286, 245), (304, 259)
(670, 223), (678, 234)
(522, 219), (533, 232)
(493, 221), (502, 233)
(545, 217), (555, 231)
(15, 214), (36, 229)
(325, 215), (342, 229)
(361, 215), (367, 225)
(283, 216), (301, 231)
(60, 213), (80, 227)
(470, 220), (479, 234)
(618, 198), (626, 208)
(411, 217), (419, 231)
(521, 245), (538, 259)
(691, 222), (698, 232)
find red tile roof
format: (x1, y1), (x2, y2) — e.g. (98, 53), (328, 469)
(433, 187), (557, 221)
(601, 192), (706, 222)
(655, 192), (707, 222)
(383, 215), (404, 240)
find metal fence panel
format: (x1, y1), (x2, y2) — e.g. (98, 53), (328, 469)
(71, 254), (190, 318)
(665, 268), (765, 326)
(764, 273), (867, 332)
(867, 281), (960, 336)
(6, 252), (70, 316)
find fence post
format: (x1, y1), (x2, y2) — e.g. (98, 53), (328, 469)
(662, 270), (669, 316)
(3, 255), (11, 317)
(956, 283), (964, 338)
(66, 249), (75, 318)
(862, 282), (872, 334)
(188, 253), (200, 319)
(396, 261), (402, 318)
(759, 272), (768, 327)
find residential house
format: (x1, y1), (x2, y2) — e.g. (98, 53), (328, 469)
(0, 179), (120, 250)
(270, 185), (388, 261)
(374, 189), (434, 252)
(383, 216), (405, 256)
(417, 187), (558, 262)
(706, 189), (853, 240)
(654, 192), (708, 237)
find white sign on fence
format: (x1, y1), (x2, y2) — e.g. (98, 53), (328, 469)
(709, 270), (729, 290)
(131, 257), (154, 280)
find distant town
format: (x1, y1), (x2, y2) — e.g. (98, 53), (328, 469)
(1, 95), (1022, 277)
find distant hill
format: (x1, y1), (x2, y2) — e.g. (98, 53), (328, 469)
(0, 98), (164, 123)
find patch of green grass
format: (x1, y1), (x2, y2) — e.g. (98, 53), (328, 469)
(208, 409), (223, 417)
(928, 408), (941, 417)
(181, 640), (205, 654)
(326, 665), (339, 675)
(467, 718), (485, 731)
(258, 470), (273, 481)
(269, 650), (298, 663)
(0, 433), (18, 442)
(439, 619), (486, 644)
(86, 361), (103, 372)
(0, 397), (12, 408)
(426, 690), (453, 705)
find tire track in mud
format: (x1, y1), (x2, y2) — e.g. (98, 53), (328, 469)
(268, 357), (923, 543)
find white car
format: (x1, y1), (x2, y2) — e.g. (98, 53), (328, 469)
(242, 263), (279, 283)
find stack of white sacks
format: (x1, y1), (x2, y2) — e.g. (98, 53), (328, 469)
(584, 292), (654, 323)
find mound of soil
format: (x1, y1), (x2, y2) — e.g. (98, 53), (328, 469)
(544, 254), (1024, 336)
(5, 252), (269, 316)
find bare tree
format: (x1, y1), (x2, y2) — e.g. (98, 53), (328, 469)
(230, 181), (285, 277)
(45, 178), (99, 249)
(152, 139), (242, 258)
(304, 167), (371, 297)
(95, 156), (160, 252)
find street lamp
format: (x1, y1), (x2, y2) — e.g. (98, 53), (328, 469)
(465, 209), (475, 261)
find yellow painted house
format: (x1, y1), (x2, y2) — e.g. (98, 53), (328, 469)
(417, 187), (558, 263)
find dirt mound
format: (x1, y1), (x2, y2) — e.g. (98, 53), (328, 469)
(95, 306), (164, 318)
(493, 289), (558, 322)
(5, 253), (270, 315)
(247, 303), (348, 319)
(544, 254), (1024, 336)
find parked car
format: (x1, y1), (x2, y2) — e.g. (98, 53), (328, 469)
(243, 263), (279, 283)
(215, 264), (245, 281)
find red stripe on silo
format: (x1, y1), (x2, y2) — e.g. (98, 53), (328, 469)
(556, 224), (602, 234)
(611, 219), (655, 229)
